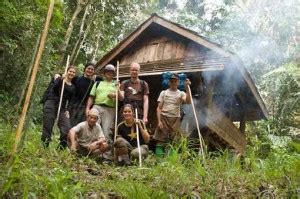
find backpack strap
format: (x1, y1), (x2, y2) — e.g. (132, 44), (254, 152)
(95, 80), (101, 90)
(140, 80), (145, 95)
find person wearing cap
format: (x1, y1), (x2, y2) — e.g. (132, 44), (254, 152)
(153, 73), (191, 146)
(86, 64), (120, 146)
(119, 62), (150, 123)
(68, 109), (108, 157)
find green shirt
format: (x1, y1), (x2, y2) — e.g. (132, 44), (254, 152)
(90, 80), (116, 107)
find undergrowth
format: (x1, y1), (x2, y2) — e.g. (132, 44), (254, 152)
(0, 123), (299, 198)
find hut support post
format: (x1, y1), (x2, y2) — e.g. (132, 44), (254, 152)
(239, 114), (246, 133)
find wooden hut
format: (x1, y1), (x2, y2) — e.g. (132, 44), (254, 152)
(95, 14), (268, 154)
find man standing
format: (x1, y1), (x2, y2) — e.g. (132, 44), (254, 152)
(119, 62), (149, 123)
(154, 73), (191, 144)
(68, 109), (108, 157)
(86, 64), (119, 144)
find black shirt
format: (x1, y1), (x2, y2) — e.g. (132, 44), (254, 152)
(50, 78), (75, 110)
(117, 120), (147, 147)
(71, 75), (102, 105)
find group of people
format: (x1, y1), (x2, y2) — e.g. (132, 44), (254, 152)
(41, 61), (191, 165)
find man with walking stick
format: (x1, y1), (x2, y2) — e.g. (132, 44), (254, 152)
(153, 73), (191, 154)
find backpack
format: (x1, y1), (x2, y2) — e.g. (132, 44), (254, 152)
(40, 77), (55, 104)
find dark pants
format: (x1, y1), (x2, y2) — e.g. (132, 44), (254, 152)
(69, 103), (86, 127)
(41, 99), (71, 148)
(114, 137), (148, 160)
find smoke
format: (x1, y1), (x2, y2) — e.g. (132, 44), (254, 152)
(211, 0), (300, 77)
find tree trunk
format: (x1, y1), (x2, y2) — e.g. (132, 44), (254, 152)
(70, 4), (90, 64)
(73, 22), (92, 63)
(91, 33), (101, 62)
(60, 0), (88, 66)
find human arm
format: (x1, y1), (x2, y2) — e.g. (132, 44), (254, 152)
(118, 81), (125, 101)
(156, 102), (163, 129)
(68, 128), (77, 153)
(183, 79), (192, 104)
(156, 91), (164, 129)
(85, 82), (97, 116)
(136, 120), (150, 143)
(85, 96), (94, 116)
(143, 94), (149, 124)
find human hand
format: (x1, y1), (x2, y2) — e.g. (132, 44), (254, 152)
(54, 74), (61, 80)
(185, 78), (191, 87)
(115, 80), (120, 87)
(134, 119), (142, 127)
(70, 144), (77, 153)
(89, 142), (98, 151)
(64, 111), (70, 118)
(97, 137), (106, 144)
(143, 117), (148, 124)
(158, 121), (163, 129)
(107, 93), (116, 99)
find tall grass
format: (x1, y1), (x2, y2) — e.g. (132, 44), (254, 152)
(0, 123), (299, 198)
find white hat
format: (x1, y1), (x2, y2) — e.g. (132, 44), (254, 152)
(104, 64), (115, 72)
(88, 109), (99, 117)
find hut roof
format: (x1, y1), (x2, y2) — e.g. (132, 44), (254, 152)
(95, 14), (268, 120)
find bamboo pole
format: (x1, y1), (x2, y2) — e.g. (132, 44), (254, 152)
(187, 85), (205, 160)
(135, 108), (142, 167)
(12, 0), (55, 155)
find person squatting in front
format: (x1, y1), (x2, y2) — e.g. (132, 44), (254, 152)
(68, 109), (108, 158)
(153, 73), (191, 151)
(41, 66), (76, 148)
(114, 104), (150, 165)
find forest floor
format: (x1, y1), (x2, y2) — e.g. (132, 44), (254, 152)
(0, 123), (299, 198)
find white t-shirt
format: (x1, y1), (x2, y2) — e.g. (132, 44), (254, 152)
(157, 89), (186, 117)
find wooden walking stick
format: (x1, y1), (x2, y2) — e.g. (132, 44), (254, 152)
(114, 61), (119, 143)
(113, 61), (119, 162)
(56, 55), (70, 122)
(12, 0), (55, 156)
(187, 84), (205, 159)
(135, 108), (142, 168)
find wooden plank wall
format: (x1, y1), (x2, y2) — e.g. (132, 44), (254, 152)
(206, 103), (247, 154)
(119, 35), (206, 66)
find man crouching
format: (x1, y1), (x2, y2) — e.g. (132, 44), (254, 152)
(68, 109), (108, 158)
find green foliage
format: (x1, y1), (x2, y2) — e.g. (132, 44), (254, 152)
(0, 126), (299, 198)
(259, 63), (300, 134)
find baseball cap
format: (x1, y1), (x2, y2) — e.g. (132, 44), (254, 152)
(104, 64), (115, 72)
(170, 73), (179, 79)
